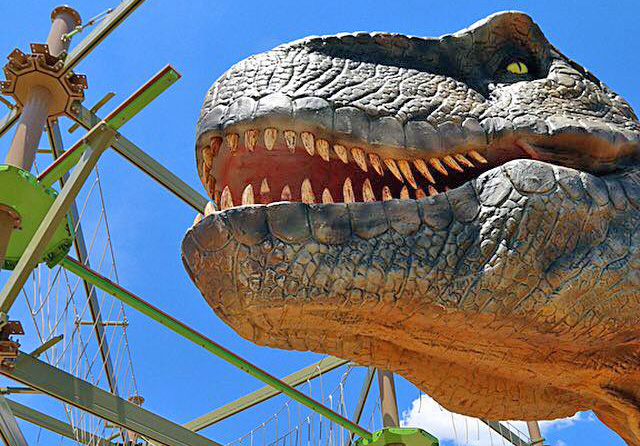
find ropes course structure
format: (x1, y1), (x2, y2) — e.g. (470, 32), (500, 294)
(0, 3), (543, 446)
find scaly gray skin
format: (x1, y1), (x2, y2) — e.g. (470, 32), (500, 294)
(182, 11), (640, 445)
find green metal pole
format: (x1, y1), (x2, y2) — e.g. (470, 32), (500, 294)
(0, 123), (116, 314)
(59, 256), (373, 441)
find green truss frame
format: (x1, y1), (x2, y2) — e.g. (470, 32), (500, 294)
(0, 2), (533, 446)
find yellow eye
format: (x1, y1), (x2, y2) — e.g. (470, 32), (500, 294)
(507, 61), (528, 74)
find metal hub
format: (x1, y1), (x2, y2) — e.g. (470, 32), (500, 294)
(0, 43), (87, 117)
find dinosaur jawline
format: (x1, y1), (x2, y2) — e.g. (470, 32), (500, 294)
(199, 126), (534, 208)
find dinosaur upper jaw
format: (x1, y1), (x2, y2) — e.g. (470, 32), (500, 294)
(196, 115), (640, 211)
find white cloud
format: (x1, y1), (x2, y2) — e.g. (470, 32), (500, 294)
(400, 394), (589, 446)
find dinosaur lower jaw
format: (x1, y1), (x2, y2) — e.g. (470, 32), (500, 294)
(197, 125), (532, 209)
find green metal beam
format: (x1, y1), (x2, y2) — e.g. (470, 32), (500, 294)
(68, 103), (207, 213)
(63, 0), (147, 72)
(5, 398), (115, 446)
(103, 65), (180, 130)
(0, 352), (222, 446)
(0, 396), (28, 446)
(0, 124), (116, 314)
(0, 109), (19, 139)
(38, 66), (180, 188)
(59, 257), (373, 441)
(185, 356), (349, 431)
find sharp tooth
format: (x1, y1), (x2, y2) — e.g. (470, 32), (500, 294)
(260, 178), (270, 204)
(333, 145), (349, 164)
(244, 130), (258, 152)
(397, 160), (418, 189)
(415, 188), (426, 199)
(204, 201), (216, 215)
(443, 155), (464, 172)
(202, 145), (213, 168)
(351, 147), (368, 172)
(400, 185), (410, 199)
(362, 179), (375, 202)
(469, 150), (488, 164)
(316, 139), (330, 161)
(455, 153), (474, 168)
(225, 133), (239, 153)
(242, 184), (255, 205)
(428, 185), (438, 196)
(383, 159), (404, 182)
(281, 185), (292, 201)
(301, 132), (315, 155)
(221, 186), (234, 209)
(210, 137), (222, 156)
(193, 213), (203, 226)
(264, 128), (277, 150)
(301, 178), (315, 203)
(322, 188), (334, 203)
(368, 154), (384, 176)
(413, 159), (435, 184)
(343, 178), (355, 203)
(429, 158), (448, 175)
(382, 186), (393, 201)
(284, 130), (296, 153)
(260, 178), (270, 194)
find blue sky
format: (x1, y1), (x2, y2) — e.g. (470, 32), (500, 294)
(1, 1), (638, 446)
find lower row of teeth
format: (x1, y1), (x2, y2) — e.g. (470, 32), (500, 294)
(218, 177), (451, 209)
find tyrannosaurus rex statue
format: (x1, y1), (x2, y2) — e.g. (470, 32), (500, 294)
(181, 11), (640, 445)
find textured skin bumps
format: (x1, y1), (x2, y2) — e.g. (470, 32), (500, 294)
(184, 10), (640, 446)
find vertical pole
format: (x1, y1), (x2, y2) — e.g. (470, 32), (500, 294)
(527, 421), (544, 446)
(5, 86), (52, 171)
(377, 369), (400, 428)
(46, 6), (82, 58)
(1, 6), (81, 269)
(5, 6), (81, 171)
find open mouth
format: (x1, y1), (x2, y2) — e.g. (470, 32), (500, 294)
(197, 122), (534, 209)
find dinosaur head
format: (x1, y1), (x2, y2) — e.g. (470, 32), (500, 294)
(182, 11), (640, 445)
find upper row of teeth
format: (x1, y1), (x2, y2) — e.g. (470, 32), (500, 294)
(199, 128), (488, 199)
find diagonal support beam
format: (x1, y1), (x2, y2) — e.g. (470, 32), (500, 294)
(5, 398), (115, 446)
(46, 117), (119, 397)
(0, 352), (222, 446)
(0, 396), (28, 446)
(67, 103), (207, 213)
(0, 123), (116, 314)
(59, 257), (373, 440)
(185, 356), (348, 431)
(62, 0), (147, 73)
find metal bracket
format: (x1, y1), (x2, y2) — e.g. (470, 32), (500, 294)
(0, 321), (23, 369)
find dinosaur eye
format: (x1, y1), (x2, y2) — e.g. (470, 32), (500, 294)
(506, 61), (528, 74)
